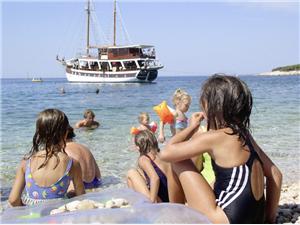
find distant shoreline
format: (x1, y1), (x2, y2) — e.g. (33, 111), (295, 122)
(258, 71), (300, 76)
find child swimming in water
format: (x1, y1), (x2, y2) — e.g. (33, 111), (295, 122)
(160, 74), (282, 223)
(75, 109), (100, 129)
(8, 109), (85, 206)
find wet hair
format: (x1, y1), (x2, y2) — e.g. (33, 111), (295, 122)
(25, 109), (70, 169)
(200, 74), (252, 144)
(67, 126), (76, 139)
(138, 112), (150, 124)
(172, 88), (191, 107)
(84, 109), (95, 119)
(134, 130), (160, 155)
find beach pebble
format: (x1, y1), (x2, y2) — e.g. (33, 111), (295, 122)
(76, 199), (96, 210)
(50, 207), (67, 215)
(65, 200), (81, 211)
(294, 207), (300, 214)
(49, 198), (130, 215)
(105, 198), (130, 208)
(94, 202), (105, 208)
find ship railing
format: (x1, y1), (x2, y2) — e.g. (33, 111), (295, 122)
(144, 59), (163, 69)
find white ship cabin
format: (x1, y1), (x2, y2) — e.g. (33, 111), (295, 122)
(68, 45), (160, 73)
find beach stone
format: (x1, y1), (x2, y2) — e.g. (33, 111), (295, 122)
(293, 213), (300, 218)
(281, 209), (292, 215)
(294, 207), (300, 214)
(277, 217), (285, 223)
(76, 200), (96, 210)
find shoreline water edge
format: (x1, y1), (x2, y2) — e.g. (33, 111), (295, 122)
(258, 70), (300, 76)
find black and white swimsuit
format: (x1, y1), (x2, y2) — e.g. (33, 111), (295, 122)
(212, 140), (265, 223)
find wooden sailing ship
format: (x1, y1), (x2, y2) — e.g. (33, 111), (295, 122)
(57, 0), (163, 83)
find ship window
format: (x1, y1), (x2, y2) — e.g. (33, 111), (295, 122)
(129, 48), (139, 56)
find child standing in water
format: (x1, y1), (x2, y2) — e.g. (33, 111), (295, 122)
(8, 109), (85, 206)
(158, 88), (191, 143)
(75, 109), (100, 129)
(127, 130), (184, 203)
(160, 75), (282, 223)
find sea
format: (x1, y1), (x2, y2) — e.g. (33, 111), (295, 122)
(1, 75), (300, 201)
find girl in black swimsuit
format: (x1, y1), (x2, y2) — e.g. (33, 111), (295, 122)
(160, 75), (282, 223)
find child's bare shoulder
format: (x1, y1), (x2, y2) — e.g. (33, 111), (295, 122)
(138, 155), (151, 166)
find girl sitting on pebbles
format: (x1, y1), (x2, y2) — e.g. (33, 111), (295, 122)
(127, 130), (184, 203)
(8, 109), (85, 206)
(160, 75), (282, 223)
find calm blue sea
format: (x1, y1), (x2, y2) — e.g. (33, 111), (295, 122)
(1, 75), (300, 200)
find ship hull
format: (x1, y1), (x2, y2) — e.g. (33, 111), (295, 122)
(66, 68), (158, 83)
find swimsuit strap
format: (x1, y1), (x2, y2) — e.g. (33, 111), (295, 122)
(143, 155), (169, 202)
(244, 136), (262, 167)
(176, 118), (188, 122)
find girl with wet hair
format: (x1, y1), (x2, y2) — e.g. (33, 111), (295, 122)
(127, 130), (184, 203)
(160, 75), (282, 223)
(9, 109), (85, 206)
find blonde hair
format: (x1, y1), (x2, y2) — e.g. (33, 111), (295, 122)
(172, 88), (191, 106)
(84, 109), (95, 119)
(138, 112), (149, 124)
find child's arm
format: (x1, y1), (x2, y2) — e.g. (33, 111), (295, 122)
(160, 112), (210, 162)
(138, 156), (160, 203)
(70, 160), (86, 196)
(8, 160), (26, 207)
(170, 123), (176, 136)
(158, 121), (166, 143)
(249, 135), (282, 223)
(75, 120), (84, 128)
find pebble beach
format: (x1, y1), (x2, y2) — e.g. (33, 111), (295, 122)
(276, 182), (300, 224)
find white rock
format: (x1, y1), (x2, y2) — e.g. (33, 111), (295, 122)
(94, 202), (105, 208)
(50, 207), (67, 215)
(76, 200), (96, 210)
(65, 200), (81, 211)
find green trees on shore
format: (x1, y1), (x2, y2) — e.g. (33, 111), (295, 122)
(272, 64), (300, 72)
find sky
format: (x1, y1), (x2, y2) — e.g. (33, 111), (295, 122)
(1, 0), (299, 78)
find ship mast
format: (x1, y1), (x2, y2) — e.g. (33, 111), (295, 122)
(113, 0), (116, 46)
(86, 0), (91, 55)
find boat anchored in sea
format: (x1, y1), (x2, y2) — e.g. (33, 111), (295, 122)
(57, 0), (163, 83)
(32, 78), (43, 82)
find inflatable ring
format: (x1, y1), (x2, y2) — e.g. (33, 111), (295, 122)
(153, 101), (175, 124)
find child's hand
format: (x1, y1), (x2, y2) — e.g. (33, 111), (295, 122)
(189, 112), (205, 129)
(158, 134), (165, 143)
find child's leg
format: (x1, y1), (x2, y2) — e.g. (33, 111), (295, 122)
(167, 164), (185, 204)
(172, 159), (229, 224)
(191, 154), (203, 172)
(126, 168), (150, 199)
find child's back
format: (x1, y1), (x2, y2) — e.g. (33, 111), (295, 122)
(9, 109), (85, 207)
(27, 151), (71, 187)
(23, 151), (74, 204)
